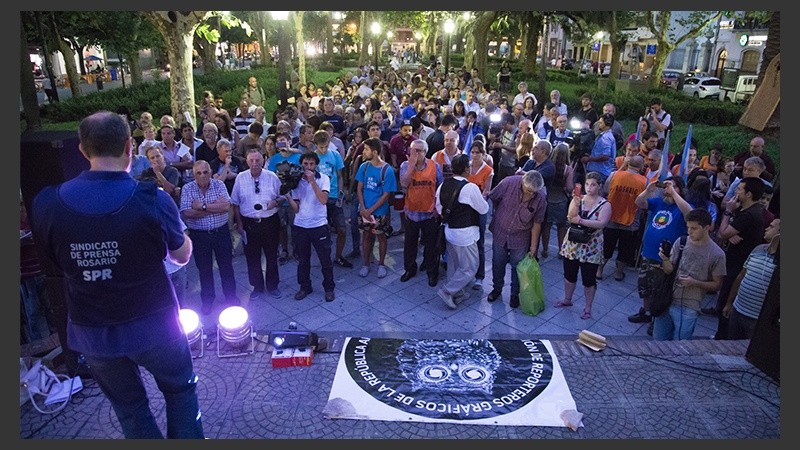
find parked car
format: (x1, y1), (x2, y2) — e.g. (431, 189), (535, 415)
(682, 76), (722, 99)
(661, 70), (682, 89)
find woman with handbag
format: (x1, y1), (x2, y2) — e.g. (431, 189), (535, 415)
(554, 172), (612, 319)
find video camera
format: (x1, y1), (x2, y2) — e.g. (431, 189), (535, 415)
(565, 117), (594, 161)
(274, 161), (304, 195)
(487, 112), (503, 139)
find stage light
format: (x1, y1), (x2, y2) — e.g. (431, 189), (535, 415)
(179, 308), (205, 358)
(216, 306), (254, 358)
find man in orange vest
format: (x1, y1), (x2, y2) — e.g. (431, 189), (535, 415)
(598, 155), (647, 281)
(398, 139), (444, 286)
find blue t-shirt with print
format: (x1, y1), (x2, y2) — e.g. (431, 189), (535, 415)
(316, 149), (345, 199)
(267, 152), (301, 172)
(641, 197), (688, 261)
(355, 162), (397, 217)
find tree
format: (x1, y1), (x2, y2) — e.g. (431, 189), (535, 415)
(758, 11), (779, 87)
(644, 11), (722, 90)
(142, 11), (211, 127)
(464, 11), (498, 81)
(294, 11), (306, 88)
(20, 12), (40, 132)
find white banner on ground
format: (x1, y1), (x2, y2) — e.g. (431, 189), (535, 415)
(324, 337), (581, 427)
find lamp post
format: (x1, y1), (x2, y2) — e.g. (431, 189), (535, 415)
(271, 11), (289, 108)
(371, 21), (381, 70)
(444, 18), (455, 75)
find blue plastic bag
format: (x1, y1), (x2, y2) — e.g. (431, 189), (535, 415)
(516, 254), (545, 316)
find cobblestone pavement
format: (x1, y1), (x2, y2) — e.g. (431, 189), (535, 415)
(20, 200), (780, 439)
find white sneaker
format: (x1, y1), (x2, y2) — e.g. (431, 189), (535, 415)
(438, 288), (457, 309)
(377, 265), (388, 278)
(359, 266), (369, 277)
(472, 278), (483, 290)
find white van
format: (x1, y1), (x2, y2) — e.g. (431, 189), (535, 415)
(721, 75), (757, 103)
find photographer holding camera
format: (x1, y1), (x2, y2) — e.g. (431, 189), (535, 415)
(629, 176), (693, 335)
(267, 132), (302, 262)
(644, 97), (672, 140)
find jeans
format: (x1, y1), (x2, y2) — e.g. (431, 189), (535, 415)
(292, 225), (335, 292)
(84, 335), (204, 439)
(653, 304), (698, 341)
(491, 243), (528, 295)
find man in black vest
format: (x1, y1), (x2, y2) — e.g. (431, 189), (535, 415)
(434, 154), (489, 309)
(32, 111), (204, 439)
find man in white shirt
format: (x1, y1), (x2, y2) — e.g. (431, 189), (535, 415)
(512, 81), (537, 108)
(434, 154), (489, 309)
(285, 152), (336, 302)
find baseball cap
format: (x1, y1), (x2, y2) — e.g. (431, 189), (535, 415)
(401, 119), (413, 128)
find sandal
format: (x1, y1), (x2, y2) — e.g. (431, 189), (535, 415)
(554, 300), (573, 308)
(581, 309), (592, 320)
(614, 272), (626, 281)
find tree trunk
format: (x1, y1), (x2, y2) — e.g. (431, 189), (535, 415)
(58, 40), (82, 98)
(359, 11), (368, 66)
(143, 11), (210, 128)
(648, 12), (673, 90)
(536, 16), (547, 110)
(195, 38), (218, 75)
(472, 12), (497, 83)
(759, 11), (779, 87)
(609, 11), (621, 81)
(523, 14), (541, 76)
(325, 11), (334, 63)
(125, 51), (143, 85)
(294, 12), (306, 87)
(20, 13), (40, 132)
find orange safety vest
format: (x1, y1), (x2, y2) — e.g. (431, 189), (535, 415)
(607, 170), (647, 226)
(405, 160), (437, 213)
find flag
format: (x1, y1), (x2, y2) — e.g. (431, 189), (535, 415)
(634, 116), (643, 143)
(658, 130), (670, 182)
(678, 124), (693, 183)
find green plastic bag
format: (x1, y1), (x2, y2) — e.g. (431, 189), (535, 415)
(516, 254), (545, 316)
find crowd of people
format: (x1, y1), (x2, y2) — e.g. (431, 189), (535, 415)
(25, 61), (780, 438)
(113, 65), (779, 342)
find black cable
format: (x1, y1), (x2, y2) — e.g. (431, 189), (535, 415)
(605, 344), (779, 408)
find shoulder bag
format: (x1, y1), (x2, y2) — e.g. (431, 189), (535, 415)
(566, 199), (606, 244)
(650, 236), (688, 317)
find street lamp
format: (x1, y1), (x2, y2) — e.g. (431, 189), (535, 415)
(271, 11), (289, 108)
(444, 18), (455, 75)
(414, 31), (422, 62)
(371, 21), (381, 70)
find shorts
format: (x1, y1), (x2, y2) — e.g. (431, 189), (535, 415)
(544, 200), (568, 225)
(637, 258), (667, 299)
(358, 214), (393, 235)
(326, 198), (346, 230)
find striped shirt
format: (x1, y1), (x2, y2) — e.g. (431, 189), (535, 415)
(733, 244), (777, 319)
(180, 178), (230, 231)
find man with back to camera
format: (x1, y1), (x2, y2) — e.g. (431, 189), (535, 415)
(32, 111), (204, 439)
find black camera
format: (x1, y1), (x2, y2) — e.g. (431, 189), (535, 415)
(274, 161), (304, 195)
(660, 239), (673, 257)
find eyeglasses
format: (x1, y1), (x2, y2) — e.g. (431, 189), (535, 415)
(254, 179), (260, 194)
